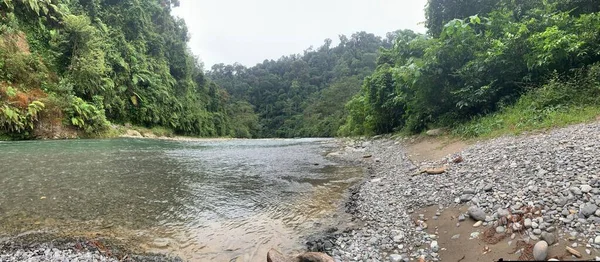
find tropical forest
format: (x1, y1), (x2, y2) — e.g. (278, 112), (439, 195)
(1, 0), (599, 139)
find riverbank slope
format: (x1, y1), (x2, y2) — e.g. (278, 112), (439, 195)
(320, 121), (600, 261)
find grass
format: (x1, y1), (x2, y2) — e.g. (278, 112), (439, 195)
(453, 105), (600, 139)
(452, 66), (600, 139)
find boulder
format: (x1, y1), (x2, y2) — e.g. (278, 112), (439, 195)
(267, 249), (289, 262)
(267, 249), (335, 262)
(297, 252), (335, 262)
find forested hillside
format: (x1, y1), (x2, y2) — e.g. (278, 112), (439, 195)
(208, 31), (402, 138)
(3, 0), (599, 140)
(0, 0), (233, 139)
(341, 0), (600, 136)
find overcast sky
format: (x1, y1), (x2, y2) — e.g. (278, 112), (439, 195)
(172, 0), (428, 68)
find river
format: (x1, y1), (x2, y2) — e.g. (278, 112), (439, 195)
(0, 138), (362, 261)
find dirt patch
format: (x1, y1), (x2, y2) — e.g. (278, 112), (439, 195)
(402, 136), (469, 163)
(1, 32), (30, 54)
(413, 206), (596, 261)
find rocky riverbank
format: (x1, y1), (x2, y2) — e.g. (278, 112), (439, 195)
(314, 122), (600, 261)
(0, 233), (182, 262)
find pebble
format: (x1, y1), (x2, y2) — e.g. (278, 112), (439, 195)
(473, 221), (482, 227)
(595, 236), (600, 244)
(496, 226), (505, 234)
(524, 218), (532, 228)
(430, 241), (439, 252)
(533, 241), (548, 261)
(389, 254), (403, 262)
(468, 206), (486, 221)
(581, 203), (598, 218)
(541, 232), (557, 245)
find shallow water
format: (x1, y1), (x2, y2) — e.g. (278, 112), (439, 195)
(0, 138), (362, 261)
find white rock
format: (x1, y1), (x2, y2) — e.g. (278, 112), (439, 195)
(473, 221), (483, 227)
(533, 241), (548, 261)
(430, 241), (439, 252)
(524, 218), (532, 228)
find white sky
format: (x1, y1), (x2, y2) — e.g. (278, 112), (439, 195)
(172, 0), (428, 68)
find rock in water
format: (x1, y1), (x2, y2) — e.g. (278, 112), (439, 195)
(533, 241), (548, 261)
(267, 249), (288, 262)
(297, 252), (335, 262)
(468, 206), (486, 221)
(580, 203), (598, 217)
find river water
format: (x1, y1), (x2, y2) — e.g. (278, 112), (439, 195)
(0, 138), (362, 261)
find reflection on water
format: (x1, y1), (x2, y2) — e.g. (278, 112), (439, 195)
(0, 138), (362, 261)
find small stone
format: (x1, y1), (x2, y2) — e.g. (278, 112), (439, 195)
(496, 226), (506, 234)
(473, 221), (483, 227)
(460, 194), (474, 203)
(587, 249), (592, 255)
(581, 203), (598, 218)
(595, 236), (600, 244)
(463, 188), (476, 194)
(458, 214), (466, 222)
(582, 185), (593, 193)
(393, 235), (404, 243)
(468, 206), (487, 221)
(451, 234), (460, 240)
(571, 187), (583, 195)
(524, 218), (532, 228)
(532, 221), (539, 228)
(541, 232), (557, 246)
(533, 241), (548, 261)
(430, 241), (439, 252)
(533, 229), (542, 235)
(483, 184), (493, 192)
(389, 254), (403, 262)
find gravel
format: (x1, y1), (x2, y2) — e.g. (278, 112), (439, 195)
(320, 122), (600, 261)
(0, 234), (182, 262)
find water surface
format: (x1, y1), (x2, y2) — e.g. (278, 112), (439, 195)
(0, 138), (362, 261)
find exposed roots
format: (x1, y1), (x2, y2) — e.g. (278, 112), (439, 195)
(508, 240), (534, 261)
(481, 226), (507, 245)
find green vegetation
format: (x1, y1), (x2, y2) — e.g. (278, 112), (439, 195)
(341, 0), (600, 137)
(0, 0), (233, 139)
(454, 65), (600, 138)
(2, 0), (599, 140)
(208, 31), (401, 138)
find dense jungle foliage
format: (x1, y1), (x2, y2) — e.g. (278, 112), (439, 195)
(2, 0), (599, 139)
(0, 0), (232, 139)
(341, 0), (600, 136)
(208, 31), (401, 138)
